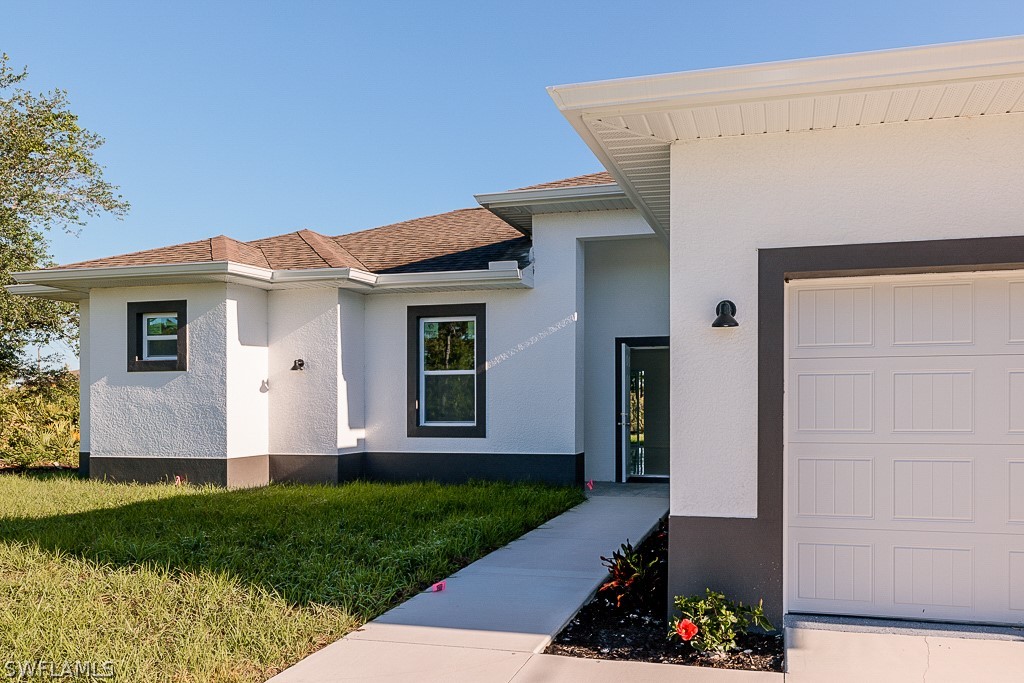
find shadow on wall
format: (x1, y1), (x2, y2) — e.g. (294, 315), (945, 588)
(0, 473), (581, 618)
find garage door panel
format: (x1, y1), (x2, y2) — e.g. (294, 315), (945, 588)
(790, 277), (1024, 360)
(788, 527), (1024, 623)
(789, 443), (1023, 534)
(790, 356), (1024, 443)
(788, 273), (1024, 625)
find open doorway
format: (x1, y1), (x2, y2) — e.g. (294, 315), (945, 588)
(615, 337), (669, 482)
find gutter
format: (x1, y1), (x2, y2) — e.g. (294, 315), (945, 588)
(475, 183), (633, 235)
(474, 183), (626, 208)
(7, 259), (532, 301)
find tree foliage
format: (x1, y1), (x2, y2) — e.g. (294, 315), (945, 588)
(0, 53), (128, 378)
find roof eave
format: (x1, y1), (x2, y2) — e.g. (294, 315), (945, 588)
(475, 184), (636, 235)
(373, 262), (533, 291)
(548, 35), (1024, 115)
(7, 260), (533, 299)
(547, 35), (1024, 240)
(3, 283), (88, 302)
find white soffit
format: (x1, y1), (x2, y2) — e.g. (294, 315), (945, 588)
(548, 35), (1024, 236)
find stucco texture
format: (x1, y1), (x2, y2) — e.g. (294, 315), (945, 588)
(669, 112), (1024, 517)
(88, 284), (229, 458)
(362, 210), (654, 460)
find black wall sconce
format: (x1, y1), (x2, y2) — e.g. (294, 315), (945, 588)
(711, 300), (739, 328)
(291, 359), (305, 371)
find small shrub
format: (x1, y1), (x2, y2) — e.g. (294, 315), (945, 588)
(668, 589), (773, 653)
(0, 369), (79, 468)
(598, 524), (666, 611)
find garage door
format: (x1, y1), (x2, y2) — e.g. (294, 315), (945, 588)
(787, 273), (1024, 624)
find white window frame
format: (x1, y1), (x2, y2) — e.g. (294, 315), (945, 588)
(142, 312), (179, 361)
(419, 316), (477, 427)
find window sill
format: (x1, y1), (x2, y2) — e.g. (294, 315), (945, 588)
(128, 359), (185, 373)
(408, 424), (486, 439)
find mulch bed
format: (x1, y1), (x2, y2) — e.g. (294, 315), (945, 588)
(545, 520), (784, 672)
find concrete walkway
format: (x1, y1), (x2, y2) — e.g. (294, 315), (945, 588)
(269, 483), (730, 682)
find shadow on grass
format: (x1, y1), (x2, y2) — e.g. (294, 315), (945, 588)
(0, 473), (583, 619)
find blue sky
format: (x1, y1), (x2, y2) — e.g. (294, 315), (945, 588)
(5, 1), (1024, 365)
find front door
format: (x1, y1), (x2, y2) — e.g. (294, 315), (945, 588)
(617, 338), (670, 481)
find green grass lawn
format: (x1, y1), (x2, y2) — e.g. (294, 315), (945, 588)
(0, 473), (584, 682)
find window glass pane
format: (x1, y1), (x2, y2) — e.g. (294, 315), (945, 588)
(423, 320), (475, 371)
(146, 316), (178, 336)
(147, 339), (178, 358)
(423, 374), (474, 423)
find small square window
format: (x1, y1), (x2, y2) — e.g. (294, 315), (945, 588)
(128, 301), (187, 372)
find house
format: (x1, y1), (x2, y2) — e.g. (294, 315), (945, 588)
(9, 173), (669, 490)
(9, 34), (1024, 649)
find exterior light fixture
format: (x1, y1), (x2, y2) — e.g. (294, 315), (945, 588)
(291, 359), (305, 371)
(711, 300), (739, 328)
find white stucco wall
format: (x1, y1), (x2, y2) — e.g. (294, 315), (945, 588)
(583, 236), (669, 481)
(226, 284), (269, 457)
(78, 300), (90, 453)
(88, 284), (229, 458)
(362, 209), (653, 456)
(267, 288), (340, 454)
(338, 290), (365, 452)
(670, 112), (1024, 518)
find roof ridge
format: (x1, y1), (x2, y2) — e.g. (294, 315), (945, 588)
(297, 229), (369, 270)
(210, 235), (230, 261)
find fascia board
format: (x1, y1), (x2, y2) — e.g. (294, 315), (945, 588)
(548, 35), (1024, 115)
(3, 283), (86, 302)
(270, 267), (378, 289)
(10, 261), (529, 297)
(12, 261), (274, 286)
(371, 264), (528, 290)
(474, 184), (626, 208)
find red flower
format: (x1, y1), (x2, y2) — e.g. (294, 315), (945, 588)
(676, 618), (699, 641)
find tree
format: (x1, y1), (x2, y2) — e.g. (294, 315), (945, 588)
(0, 54), (128, 378)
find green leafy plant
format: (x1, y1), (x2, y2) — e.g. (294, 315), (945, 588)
(668, 589), (773, 653)
(599, 526), (666, 611)
(0, 369), (79, 468)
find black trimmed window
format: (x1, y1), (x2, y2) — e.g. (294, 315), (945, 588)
(407, 304), (486, 438)
(127, 300), (187, 372)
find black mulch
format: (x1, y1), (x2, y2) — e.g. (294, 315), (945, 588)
(545, 520), (784, 672)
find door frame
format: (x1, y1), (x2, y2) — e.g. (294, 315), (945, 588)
(615, 336), (670, 482)
(668, 234), (1024, 626)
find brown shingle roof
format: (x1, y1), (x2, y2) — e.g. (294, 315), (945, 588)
(210, 236), (272, 269)
(45, 172), (610, 275)
(51, 238), (216, 270)
(335, 208), (529, 274)
(512, 171), (615, 191)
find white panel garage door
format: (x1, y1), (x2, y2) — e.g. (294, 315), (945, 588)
(787, 273), (1024, 624)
